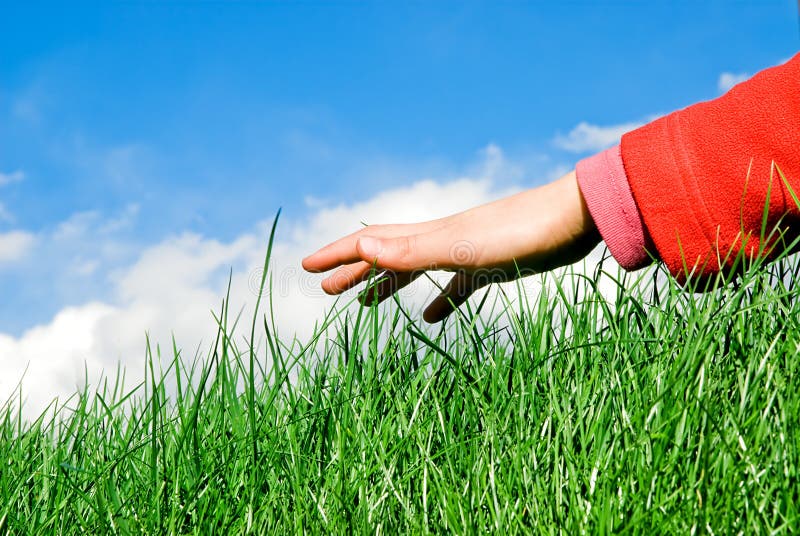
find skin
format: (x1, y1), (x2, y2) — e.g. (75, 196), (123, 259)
(302, 170), (601, 323)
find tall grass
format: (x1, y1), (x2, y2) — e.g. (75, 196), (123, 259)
(1, 220), (800, 533)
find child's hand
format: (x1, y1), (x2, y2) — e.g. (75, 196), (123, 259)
(302, 171), (600, 323)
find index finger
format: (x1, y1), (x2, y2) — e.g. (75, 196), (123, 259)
(302, 227), (365, 273)
(302, 220), (446, 273)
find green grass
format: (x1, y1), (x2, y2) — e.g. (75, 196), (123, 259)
(2, 233), (800, 533)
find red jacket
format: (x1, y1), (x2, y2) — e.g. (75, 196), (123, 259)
(578, 53), (800, 281)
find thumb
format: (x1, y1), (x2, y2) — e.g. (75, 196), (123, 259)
(357, 232), (458, 272)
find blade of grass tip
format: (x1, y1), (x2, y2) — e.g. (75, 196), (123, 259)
(473, 282), (493, 321)
(288, 293), (350, 365)
(432, 276), (483, 363)
(549, 265), (578, 330)
(405, 324), (488, 403)
(145, 333), (162, 530)
(737, 159), (754, 246)
(0, 362), (31, 429)
(248, 209), (281, 467)
(261, 272), (283, 378)
(511, 257), (536, 338)
(410, 272), (488, 372)
(171, 336), (185, 426)
(221, 269), (234, 422)
(343, 315), (350, 367)
(262, 311), (280, 374)
(348, 265), (384, 380)
(248, 295), (356, 440)
(183, 344), (217, 474)
(269, 296), (345, 387)
(258, 275), (276, 379)
(776, 163), (800, 211)
(495, 282), (523, 347)
(758, 161), (772, 253)
(350, 303), (368, 390)
(171, 299), (227, 473)
(461, 282), (493, 359)
(60, 368), (87, 459)
(259, 315), (293, 423)
(257, 313), (341, 441)
(772, 163), (800, 262)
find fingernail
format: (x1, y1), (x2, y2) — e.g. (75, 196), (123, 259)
(359, 236), (383, 258)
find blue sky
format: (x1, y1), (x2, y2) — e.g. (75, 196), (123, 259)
(3, 2), (797, 230)
(0, 1), (797, 391)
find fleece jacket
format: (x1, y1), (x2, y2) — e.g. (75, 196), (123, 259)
(577, 53), (800, 281)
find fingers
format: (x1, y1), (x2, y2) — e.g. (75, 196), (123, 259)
(327, 265), (489, 324)
(320, 262), (373, 294)
(318, 258), (494, 324)
(358, 270), (423, 306)
(319, 260), (422, 305)
(356, 226), (465, 273)
(302, 220), (447, 273)
(422, 272), (478, 323)
(307, 220), (483, 321)
(301, 229), (368, 273)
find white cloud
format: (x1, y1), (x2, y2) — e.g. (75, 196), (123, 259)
(718, 72), (749, 93)
(0, 204), (143, 321)
(0, 177), (507, 417)
(554, 121), (645, 153)
(51, 204), (140, 242)
(100, 203), (140, 234)
(0, 170), (25, 187)
(0, 145), (623, 419)
(71, 259), (100, 276)
(0, 231), (36, 263)
(0, 303), (117, 413)
(53, 210), (101, 240)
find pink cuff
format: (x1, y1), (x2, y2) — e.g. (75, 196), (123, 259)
(576, 145), (655, 270)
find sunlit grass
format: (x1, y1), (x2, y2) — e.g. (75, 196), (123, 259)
(2, 218), (800, 533)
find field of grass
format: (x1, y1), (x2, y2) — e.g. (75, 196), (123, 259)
(2, 229), (800, 533)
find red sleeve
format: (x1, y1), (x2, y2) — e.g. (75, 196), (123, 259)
(620, 53), (800, 281)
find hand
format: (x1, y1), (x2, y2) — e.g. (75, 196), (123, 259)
(301, 171), (601, 323)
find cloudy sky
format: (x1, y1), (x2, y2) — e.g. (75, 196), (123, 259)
(0, 1), (798, 415)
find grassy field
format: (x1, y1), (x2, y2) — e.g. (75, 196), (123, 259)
(2, 231), (800, 533)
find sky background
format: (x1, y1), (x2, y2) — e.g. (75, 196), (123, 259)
(0, 0), (798, 414)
